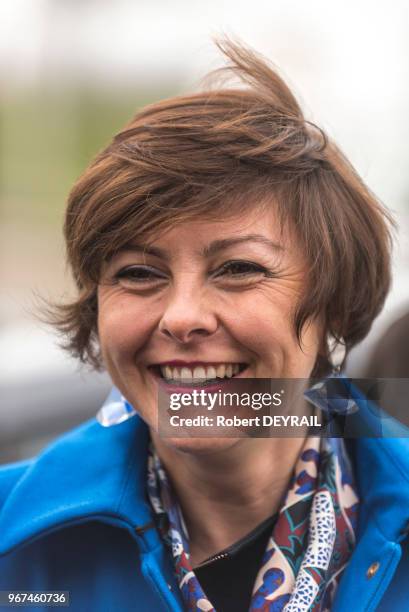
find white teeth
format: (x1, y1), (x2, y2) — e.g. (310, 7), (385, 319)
(206, 366), (217, 379)
(193, 366), (206, 380)
(159, 363), (243, 383)
(181, 367), (193, 380)
(216, 364), (226, 378)
(172, 367), (181, 382)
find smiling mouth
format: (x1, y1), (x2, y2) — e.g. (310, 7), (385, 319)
(149, 362), (248, 386)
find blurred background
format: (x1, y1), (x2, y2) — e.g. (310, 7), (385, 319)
(1, 0), (409, 463)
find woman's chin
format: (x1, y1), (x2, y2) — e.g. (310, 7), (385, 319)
(154, 435), (243, 456)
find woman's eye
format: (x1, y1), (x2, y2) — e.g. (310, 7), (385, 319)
(213, 260), (270, 278)
(114, 266), (167, 285)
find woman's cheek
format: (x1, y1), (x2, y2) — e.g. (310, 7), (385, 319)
(225, 290), (293, 343)
(97, 291), (150, 361)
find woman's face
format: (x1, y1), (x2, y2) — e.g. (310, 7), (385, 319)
(97, 206), (323, 444)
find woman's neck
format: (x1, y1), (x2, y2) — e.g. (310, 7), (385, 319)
(150, 434), (306, 566)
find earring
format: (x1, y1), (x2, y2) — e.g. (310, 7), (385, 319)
(327, 334), (346, 372)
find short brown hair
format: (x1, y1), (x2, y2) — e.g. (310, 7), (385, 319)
(55, 39), (394, 375)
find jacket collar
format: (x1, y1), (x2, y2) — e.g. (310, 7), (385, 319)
(1, 378), (409, 555)
(338, 378), (409, 542)
(306, 376), (409, 541)
(0, 392), (153, 555)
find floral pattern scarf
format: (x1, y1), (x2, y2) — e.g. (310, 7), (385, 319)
(147, 436), (359, 612)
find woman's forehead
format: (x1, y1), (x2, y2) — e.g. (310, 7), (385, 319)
(138, 209), (291, 252)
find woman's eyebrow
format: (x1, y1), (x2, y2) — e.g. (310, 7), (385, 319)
(115, 235), (283, 260)
(202, 235), (284, 257)
(116, 244), (167, 258)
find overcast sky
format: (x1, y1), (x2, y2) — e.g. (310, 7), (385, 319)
(1, 0), (409, 214)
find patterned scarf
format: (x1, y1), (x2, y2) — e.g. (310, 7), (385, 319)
(147, 436), (358, 612)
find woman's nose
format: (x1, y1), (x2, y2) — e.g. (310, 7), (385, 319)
(158, 285), (218, 344)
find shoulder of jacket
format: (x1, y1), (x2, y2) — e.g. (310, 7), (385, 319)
(0, 420), (99, 515)
(0, 459), (33, 510)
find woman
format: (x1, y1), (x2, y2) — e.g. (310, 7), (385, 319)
(0, 40), (408, 612)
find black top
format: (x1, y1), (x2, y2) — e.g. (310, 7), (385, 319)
(194, 513), (277, 612)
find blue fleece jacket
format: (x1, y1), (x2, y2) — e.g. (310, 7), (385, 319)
(0, 381), (409, 611)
